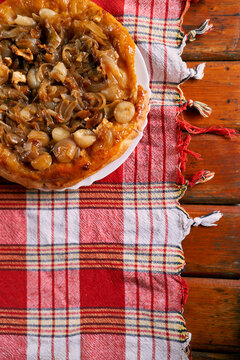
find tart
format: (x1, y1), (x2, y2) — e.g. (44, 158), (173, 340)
(0, 0), (149, 189)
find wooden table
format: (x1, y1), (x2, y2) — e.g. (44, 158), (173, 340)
(181, 1), (240, 359)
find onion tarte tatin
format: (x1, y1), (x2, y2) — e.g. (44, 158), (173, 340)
(0, 0), (149, 189)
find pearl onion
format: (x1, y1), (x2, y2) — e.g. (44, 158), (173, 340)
(52, 127), (70, 143)
(114, 101), (135, 124)
(31, 153), (52, 170)
(73, 130), (97, 148)
(53, 138), (77, 163)
(28, 130), (50, 146)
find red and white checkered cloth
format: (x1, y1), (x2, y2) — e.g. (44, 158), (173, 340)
(0, 0), (201, 359)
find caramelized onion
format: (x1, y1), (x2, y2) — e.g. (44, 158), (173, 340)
(16, 37), (38, 53)
(12, 71), (26, 84)
(0, 86), (28, 100)
(4, 132), (22, 145)
(17, 141), (41, 162)
(27, 67), (41, 89)
(38, 79), (50, 101)
(31, 152), (52, 170)
(82, 21), (107, 45)
(11, 45), (33, 61)
(47, 26), (61, 52)
(51, 62), (67, 83)
(38, 63), (53, 81)
(39, 9), (57, 21)
(53, 138), (77, 163)
(114, 101), (135, 124)
(0, 120), (11, 130)
(0, 63), (10, 85)
(52, 127), (70, 142)
(20, 104), (37, 122)
(62, 44), (76, 67)
(0, 27), (25, 39)
(28, 130), (50, 146)
(73, 129), (96, 148)
(56, 99), (78, 123)
(89, 80), (108, 92)
(86, 112), (103, 129)
(0, 40), (12, 57)
(14, 15), (36, 27)
(104, 100), (120, 119)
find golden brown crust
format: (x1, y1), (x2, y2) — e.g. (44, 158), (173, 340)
(0, 0), (149, 189)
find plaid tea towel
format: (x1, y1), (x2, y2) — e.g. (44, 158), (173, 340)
(0, 0), (232, 359)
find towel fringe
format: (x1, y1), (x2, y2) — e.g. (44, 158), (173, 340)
(176, 111), (238, 187)
(177, 131), (202, 186)
(187, 19), (213, 42)
(192, 211), (223, 227)
(188, 99), (212, 117)
(187, 170), (215, 187)
(182, 211), (223, 242)
(179, 19), (213, 54)
(178, 112), (238, 138)
(189, 63), (206, 80)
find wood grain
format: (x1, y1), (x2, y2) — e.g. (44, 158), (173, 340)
(182, 0), (240, 61)
(180, 0), (240, 355)
(181, 62), (240, 129)
(181, 135), (240, 204)
(182, 205), (240, 278)
(184, 278), (240, 352)
(192, 352), (240, 360)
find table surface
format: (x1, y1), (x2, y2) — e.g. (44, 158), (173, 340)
(181, 0), (240, 359)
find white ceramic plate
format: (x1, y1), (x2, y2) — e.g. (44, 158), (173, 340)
(61, 46), (150, 191)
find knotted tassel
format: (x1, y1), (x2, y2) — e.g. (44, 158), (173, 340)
(189, 63), (206, 80)
(179, 19), (213, 55)
(187, 19), (213, 42)
(182, 210), (223, 238)
(187, 170), (215, 187)
(192, 211), (223, 227)
(188, 99), (212, 117)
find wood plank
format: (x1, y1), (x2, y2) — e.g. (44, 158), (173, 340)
(192, 352), (240, 360)
(181, 134), (240, 204)
(182, 205), (240, 278)
(184, 278), (240, 352)
(182, 0), (240, 61)
(181, 62), (240, 129)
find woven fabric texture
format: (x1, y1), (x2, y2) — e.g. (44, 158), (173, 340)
(0, 0), (196, 359)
